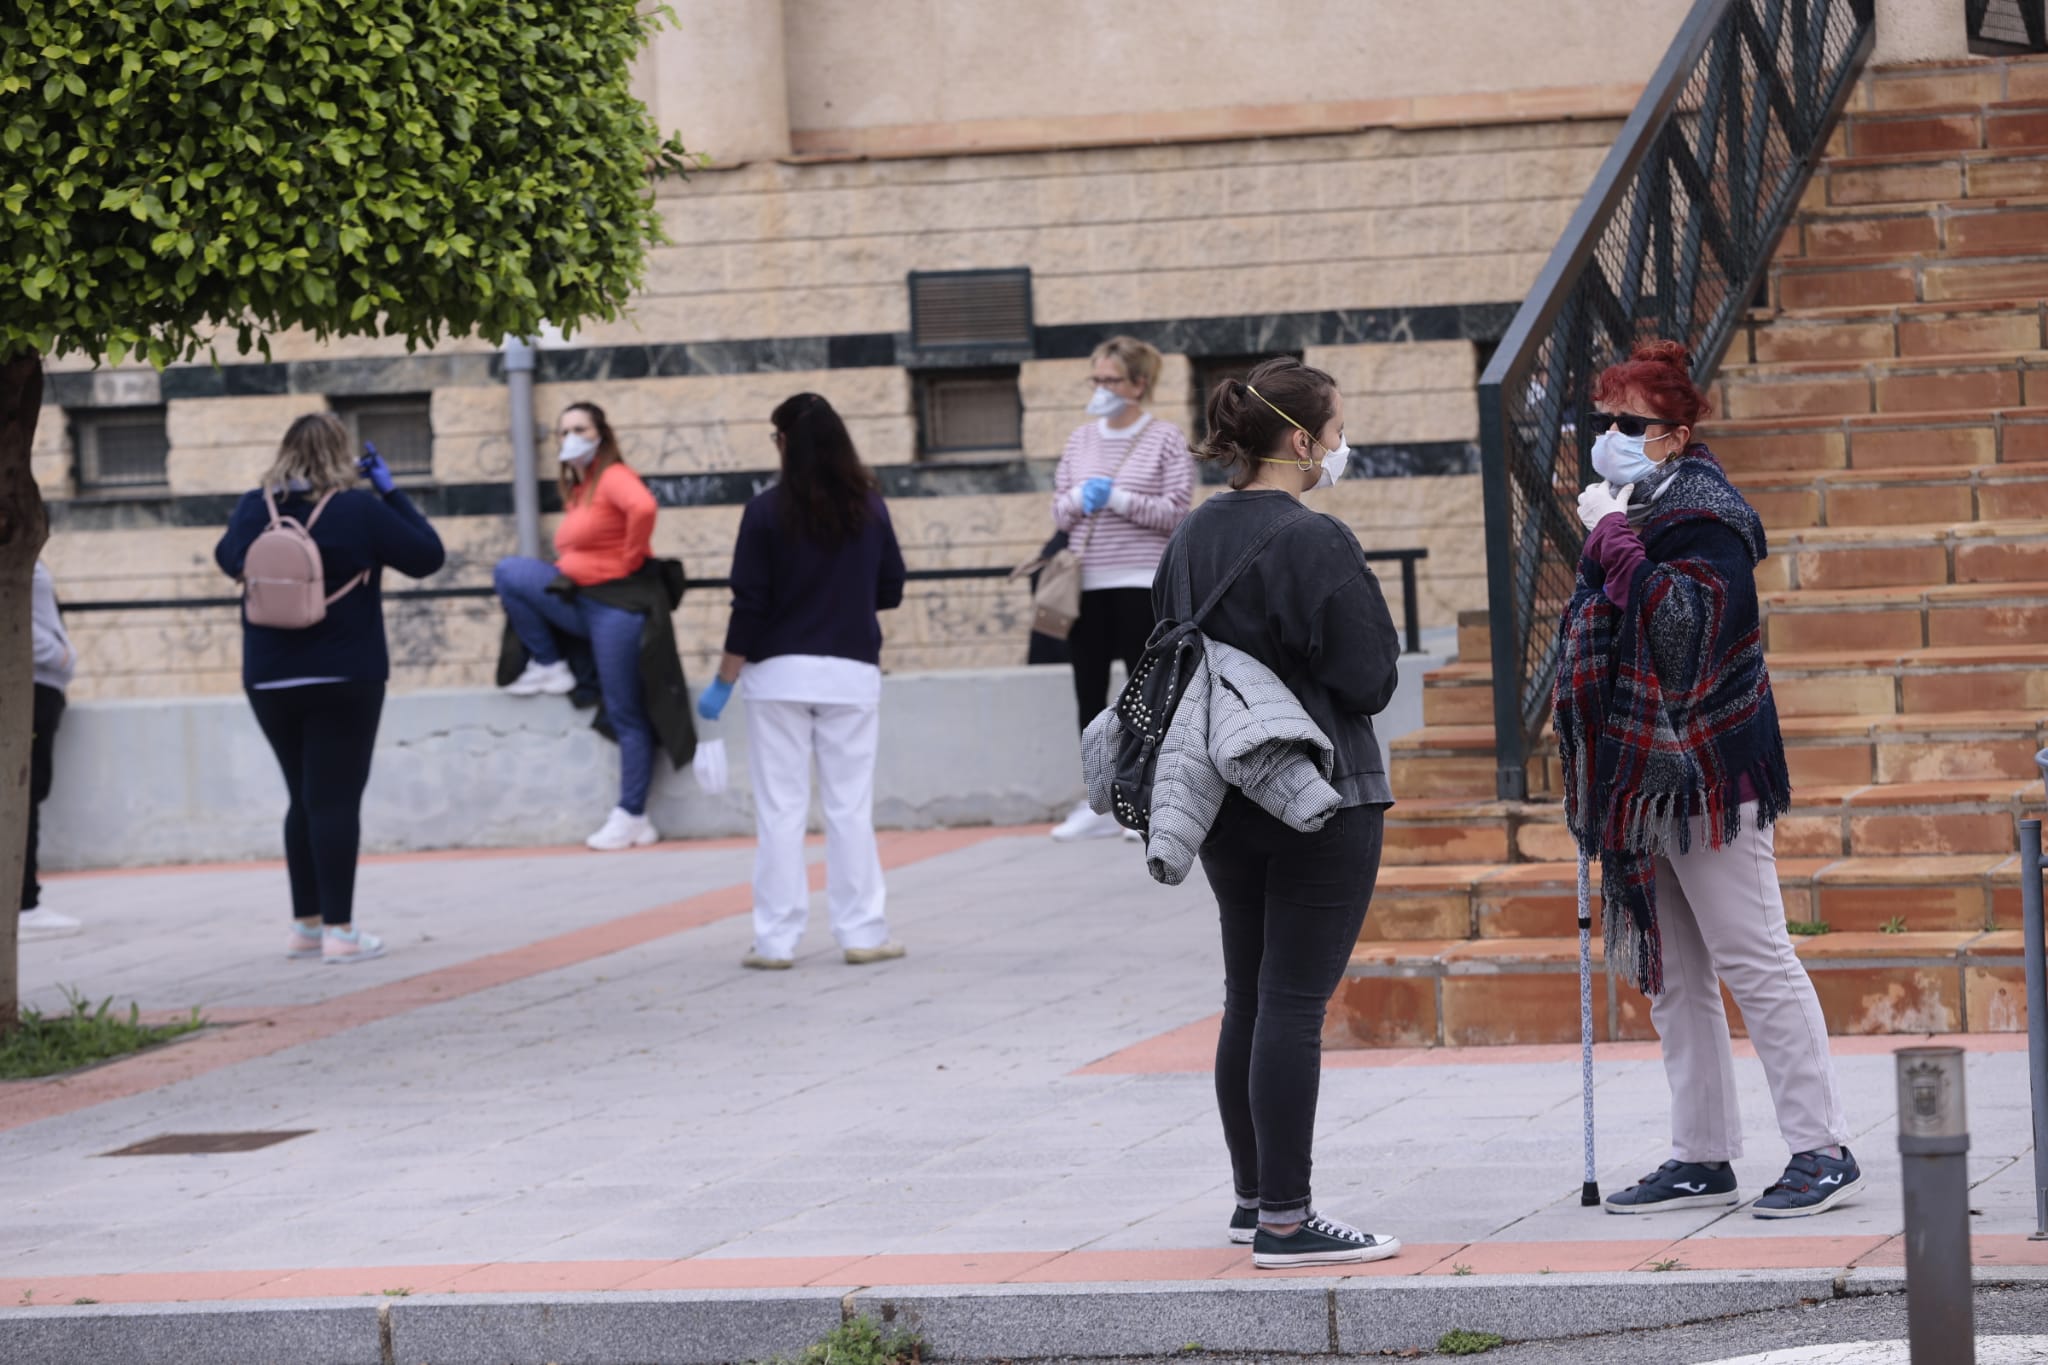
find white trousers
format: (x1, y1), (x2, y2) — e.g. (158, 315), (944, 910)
(1649, 803), (1850, 1162)
(744, 699), (888, 960)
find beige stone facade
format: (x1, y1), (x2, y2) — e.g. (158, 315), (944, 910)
(34, 4), (1689, 701)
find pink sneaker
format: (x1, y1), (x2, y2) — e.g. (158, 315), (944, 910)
(287, 922), (323, 960)
(322, 926), (386, 965)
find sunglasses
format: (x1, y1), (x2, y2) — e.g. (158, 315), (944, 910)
(1587, 412), (1675, 438)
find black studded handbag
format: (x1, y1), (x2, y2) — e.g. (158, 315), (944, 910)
(1106, 506), (1310, 834)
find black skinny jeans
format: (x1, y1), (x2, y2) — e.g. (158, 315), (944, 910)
(20, 684), (64, 912)
(1199, 794), (1385, 1225)
(1067, 587), (1154, 735)
(246, 681), (385, 927)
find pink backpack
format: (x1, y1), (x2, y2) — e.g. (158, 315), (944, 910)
(240, 488), (368, 629)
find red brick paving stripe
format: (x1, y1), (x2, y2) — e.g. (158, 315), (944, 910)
(5, 1236), (2042, 1305)
(41, 836), (772, 882)
(0, 826), (1029, 1135)
(1078, 1014), (2030, 1076)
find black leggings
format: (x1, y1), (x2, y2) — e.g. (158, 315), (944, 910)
(1067, 587), (1155, 735)
(21, 684), (64, 912)
(1199, 795), (1385, 1225)
(247, 681), (385, 926)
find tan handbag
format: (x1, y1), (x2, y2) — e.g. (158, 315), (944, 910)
(1013, 440), (1142, 641)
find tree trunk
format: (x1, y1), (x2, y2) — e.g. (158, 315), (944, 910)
(0, 349), (48, 1038)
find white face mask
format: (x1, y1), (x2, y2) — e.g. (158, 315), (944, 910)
(1086, 386), (1130, 419)
(1312, 438), (1351, 490)
(1591, 429), (1660, 488)
(559, 432), (600, 466)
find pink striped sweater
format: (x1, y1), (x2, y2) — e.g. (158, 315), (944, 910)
(1051, 415), (1196, 592)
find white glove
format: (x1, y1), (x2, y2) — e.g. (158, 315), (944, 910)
(1577, 480), (1634, 532)
(692, 737), (729, 796)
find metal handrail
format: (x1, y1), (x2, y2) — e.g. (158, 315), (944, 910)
(57, 549), (1436, 654)
(1474, 0), (1874, 800)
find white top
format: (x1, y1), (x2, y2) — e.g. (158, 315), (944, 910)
(742, 654), (883, 707)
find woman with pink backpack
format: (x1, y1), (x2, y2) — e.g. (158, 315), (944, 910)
(215, 412), (445, 965)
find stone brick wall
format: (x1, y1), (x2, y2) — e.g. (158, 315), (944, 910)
(34, 115), (1617, 702)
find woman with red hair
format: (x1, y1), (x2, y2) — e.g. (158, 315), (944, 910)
(1556, 339), (1858, 1220)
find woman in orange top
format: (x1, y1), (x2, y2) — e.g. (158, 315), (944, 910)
(495, 402), (663, 850)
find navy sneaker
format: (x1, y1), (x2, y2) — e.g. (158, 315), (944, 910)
(1228, 1205), (1258, 1245)
(1252, 1213), (1401, 1269)
(1604, 1159), (1740, 1214)
(1753, 1147), (1863, 1219)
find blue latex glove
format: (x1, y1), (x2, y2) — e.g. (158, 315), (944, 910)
(358, 443), (397, 495)
(1079, 477), (1114, 515)
(697, 677), (733, 721)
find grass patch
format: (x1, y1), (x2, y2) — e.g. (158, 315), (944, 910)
(1437, 1328), (1506, 1355)
(1450, 1262), (1475, 1276)
(1785, 919), (1833, 936)
(757, 1315), (922, 1365)
(0, 989), (205, 1081)
(1647, 1257), (1685, 1272)
(1879, 916), (1908, 934)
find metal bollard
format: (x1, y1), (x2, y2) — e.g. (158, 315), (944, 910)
(1896, 1046), (1975, 1365)
(2026, 763), (2048, 1241)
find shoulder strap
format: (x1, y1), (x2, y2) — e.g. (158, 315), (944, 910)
(286, 489), (371, 605)
(1074, 424), (1156, 556)
(302, 489), (339, 531)
(1170, 504), (1312, 626)
(261, 486), (286, 529)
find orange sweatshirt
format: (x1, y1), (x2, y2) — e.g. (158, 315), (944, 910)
(555, 462), (658, 587)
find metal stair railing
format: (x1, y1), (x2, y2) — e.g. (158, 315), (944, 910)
(1474, 0), (1875, 801)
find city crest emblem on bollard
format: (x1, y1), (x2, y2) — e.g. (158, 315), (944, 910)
(1905, 1058), (1947, 1132)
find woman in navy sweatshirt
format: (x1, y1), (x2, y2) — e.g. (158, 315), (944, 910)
(697, 393), (907, 970)
(215, 412), (445, 965)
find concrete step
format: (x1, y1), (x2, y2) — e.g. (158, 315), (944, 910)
(1429, 641), (2048, 721)
(1739, 298), (2048, 366)
(1761, 578), (2048, 653)
(1773, 249), (2048, 312)
(1805, 147), (2048, 212)
(1784, 194), (2048, 266)
(1714, 349), (2048, 420)
(1704, 407), (2048, 474)
(1391, 705), (2048, 795)
(1327, 929), (2028, 1048)
(1751, 520), (2048, 590)
(1740, 465), (2048, 535)
(1834, 100), (2048, 159)
(1845, 54), (2048, 119)
(1385, 778), (2041, 866)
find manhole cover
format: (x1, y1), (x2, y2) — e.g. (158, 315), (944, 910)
(101, 1131), (312, 1157)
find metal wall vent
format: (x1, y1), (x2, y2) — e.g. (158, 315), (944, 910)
(908, 269), (1034, 351)
(103, 1131), (312, 1156)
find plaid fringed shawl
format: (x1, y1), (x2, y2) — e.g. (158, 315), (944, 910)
(1554, 449), (1793, 995)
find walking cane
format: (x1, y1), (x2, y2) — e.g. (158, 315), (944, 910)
(1578, 848), (1600, 1206)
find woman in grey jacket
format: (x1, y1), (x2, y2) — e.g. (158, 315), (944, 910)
(1156, 356), (1403, 1269)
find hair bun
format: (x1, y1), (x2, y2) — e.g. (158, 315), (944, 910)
(1631, 338), (1692, 371)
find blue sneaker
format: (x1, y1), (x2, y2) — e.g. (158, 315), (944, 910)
(1753, 1147), (1863, 1219)
(1604, 1159), (1740, 1214)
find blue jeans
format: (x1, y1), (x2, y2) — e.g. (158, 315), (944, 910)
(493, 556), (654, 816)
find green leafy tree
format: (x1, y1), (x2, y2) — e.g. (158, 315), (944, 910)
(0, 0), (690, 1033)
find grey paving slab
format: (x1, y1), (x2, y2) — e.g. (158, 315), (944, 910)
(847, 1280), (1339, 1357)
(387, 1289), (844, 1365)
(1331, 1271), (1845, 1354)
(4, 831), (2041, 1291)
(0, 1300), (382, 1365)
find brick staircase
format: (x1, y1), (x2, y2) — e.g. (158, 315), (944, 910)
(1335, 55), (2048, 1049)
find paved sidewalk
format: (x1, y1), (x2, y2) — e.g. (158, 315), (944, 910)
(1, 828), (2043, 1361)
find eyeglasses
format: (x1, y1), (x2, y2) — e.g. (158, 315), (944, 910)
(1587, 412), (1674, 438)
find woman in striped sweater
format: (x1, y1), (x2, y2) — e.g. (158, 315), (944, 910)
(1048, 335), (1196, 842)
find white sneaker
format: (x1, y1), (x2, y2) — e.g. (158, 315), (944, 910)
(322, 926), (386, 965)
(586, 807), (658, 851)
(505, 659), (575, 697)
(1050, 801), (1122, 843)
(18, 908), (83, 941)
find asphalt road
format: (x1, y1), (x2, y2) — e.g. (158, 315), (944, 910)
(1006, 1283), (2048, 1364)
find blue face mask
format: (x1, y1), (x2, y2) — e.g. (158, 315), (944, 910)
(1592, 428), (1661, 488)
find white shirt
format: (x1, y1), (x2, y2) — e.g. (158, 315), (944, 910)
(741, 654), (882, 707)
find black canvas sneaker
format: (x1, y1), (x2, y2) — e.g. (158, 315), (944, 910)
(1228, 1205), (1258, 1245)
(1252, 1213), (1401, 1269)
(1604, 1159), (1740, 1214)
